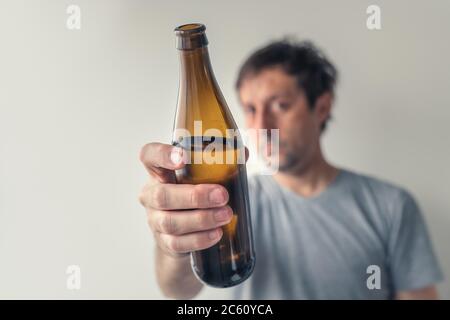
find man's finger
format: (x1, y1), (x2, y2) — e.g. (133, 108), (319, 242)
(149, 206), (233, 235)
(141, 183), (229, 210)
(158, 228), (224, 254)
(140, 142), (185, 171)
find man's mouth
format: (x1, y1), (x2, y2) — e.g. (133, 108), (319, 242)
(262, 141), (285, 158)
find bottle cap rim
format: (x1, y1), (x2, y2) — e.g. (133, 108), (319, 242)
(174, 23), (206, 36)
(174, 23), (208, 50)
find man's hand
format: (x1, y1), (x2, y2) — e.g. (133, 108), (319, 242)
(396, 285), (439, 300)
(139, 142), (232, 258)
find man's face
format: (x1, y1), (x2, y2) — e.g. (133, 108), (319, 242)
(239, 66), (330, 173)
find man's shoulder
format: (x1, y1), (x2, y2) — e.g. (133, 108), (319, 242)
(247, 169), (417, 210)
(341, 169), (417, 214)
(343, 169), (410, 196)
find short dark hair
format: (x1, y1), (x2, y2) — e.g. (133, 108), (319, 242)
(235, 40), (338, 131)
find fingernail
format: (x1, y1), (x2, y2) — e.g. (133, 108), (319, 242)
(208, 229), (219, 239)
(170, 147), (183, 165)
(209, 188), (225, 205)
(214, 207), (232, 222)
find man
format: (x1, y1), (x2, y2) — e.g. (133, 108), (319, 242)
(139, 40), (443, 299)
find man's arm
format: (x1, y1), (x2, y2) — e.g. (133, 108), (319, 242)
(387, 190), (443, 300)
(396, 285), (439, 300)
(155, 246), (203, 299)
(139, 142), (231, 299)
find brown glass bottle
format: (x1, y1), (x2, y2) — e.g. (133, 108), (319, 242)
(172, 23), (255, 288)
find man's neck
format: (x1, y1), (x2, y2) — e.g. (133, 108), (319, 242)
(273, 150), (339, 198)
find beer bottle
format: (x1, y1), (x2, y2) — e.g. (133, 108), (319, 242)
(172, 23), (255, 288)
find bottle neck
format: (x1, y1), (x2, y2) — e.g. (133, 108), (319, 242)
(178, 46), (216, 89)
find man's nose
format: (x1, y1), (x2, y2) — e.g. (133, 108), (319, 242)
(254, 109), (276, 130)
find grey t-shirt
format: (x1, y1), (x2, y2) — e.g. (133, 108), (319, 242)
(231, 169), (443, 299)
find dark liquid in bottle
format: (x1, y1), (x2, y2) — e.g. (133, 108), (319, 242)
(173, 136), (255, 288)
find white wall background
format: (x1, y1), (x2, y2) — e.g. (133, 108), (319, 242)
(0, 0), (449, 299)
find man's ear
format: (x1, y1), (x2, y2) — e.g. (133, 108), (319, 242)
(313, 92), (333, 128)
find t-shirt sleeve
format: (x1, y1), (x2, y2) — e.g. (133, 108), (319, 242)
(387, 190), (444, 292)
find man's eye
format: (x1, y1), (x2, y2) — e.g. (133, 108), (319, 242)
(245, 106), (256, 114)
(272, 101), (290, 111)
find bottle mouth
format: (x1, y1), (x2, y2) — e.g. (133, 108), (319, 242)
(174, 23), (208, 50)
(174, 23), (206, 35)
